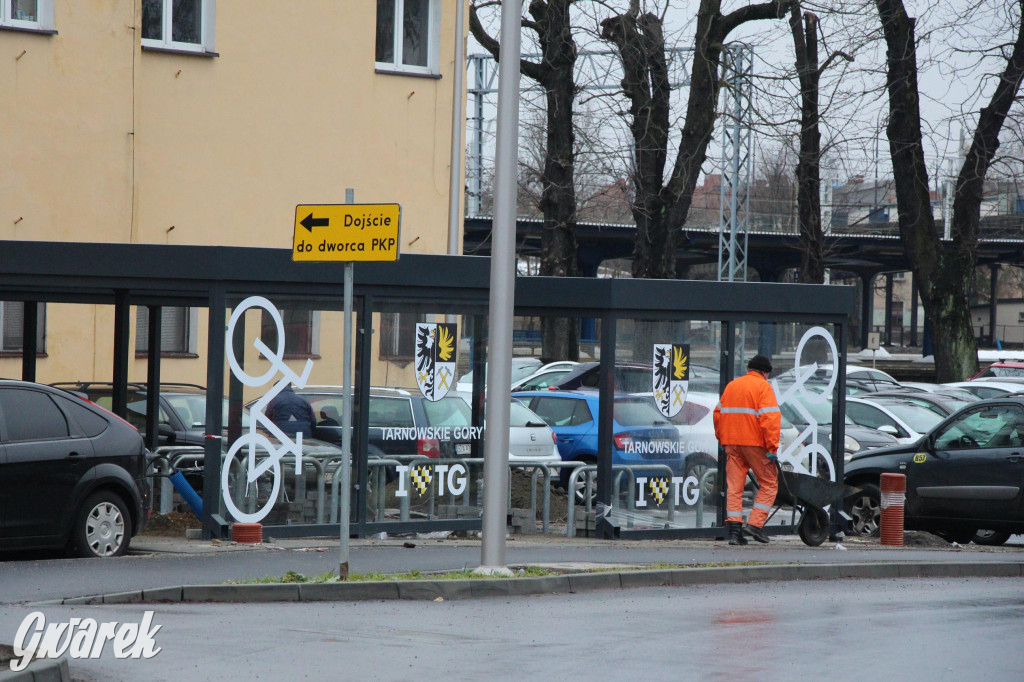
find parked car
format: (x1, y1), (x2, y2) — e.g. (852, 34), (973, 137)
(942, 381), (1024, 400)
(868, 391), (977, 417)
(512, 390), (686, 499)
(290, 386), (476, 461)
(778, 394), (899, 466)
(971, 360), (1024, 379)
(550, 361), (720, 394)
(899, 382), (981, 402)
(511, 362), (580, 392)
(455, 358), (543, 394)
(50, 381), (249, 447)
(846, 395), (945, 443)
(507, 399), (561, 464)
(777, 364), (904, 393)
(0, 381), (149, 557)
(844, 397), (1024, 544)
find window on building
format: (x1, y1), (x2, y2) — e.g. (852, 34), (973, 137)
(0, 302), (45, 353)
(1, 0), (54, 30)
(261, 309), (319, 358)
(141, 0), (215, 53)
(375, 0), (440, 75)
(378, 312), (422, 360)
(136, 306), (195, 355)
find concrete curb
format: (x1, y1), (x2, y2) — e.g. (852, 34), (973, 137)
(32, 561), (1024, 606)
(0, 654), (70, 682)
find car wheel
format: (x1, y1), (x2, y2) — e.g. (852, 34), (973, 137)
(73, 491), (131, 558)
(972, 530), (1012, 546)
(845, 483), (880, 537)
(684, 454), (718, 503)
(798, 506), (830, 547)
(933, 528), (977, 545)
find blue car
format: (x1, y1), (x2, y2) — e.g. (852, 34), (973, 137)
(512, 390), (685, 491)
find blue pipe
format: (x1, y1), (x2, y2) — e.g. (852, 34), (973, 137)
(169, 470), (203, 518)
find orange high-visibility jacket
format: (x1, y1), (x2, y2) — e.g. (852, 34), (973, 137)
(713, 370), (782, 452)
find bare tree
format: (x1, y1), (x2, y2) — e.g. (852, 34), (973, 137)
(471, 0), (581, 361)
(876, 0), (1024, 380)
(600, 0), (793, 280)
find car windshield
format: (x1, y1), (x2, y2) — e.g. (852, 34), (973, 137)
(983, 366), (1024, 378)
(421, 397), (472, 427)
(872, 400), (944, 432)
(614, 398), (672, 427)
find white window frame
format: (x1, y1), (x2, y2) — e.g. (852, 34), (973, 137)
(0, 0), (54, 31)
(375, 0), (441, 76)
(141, 0), (216, 54)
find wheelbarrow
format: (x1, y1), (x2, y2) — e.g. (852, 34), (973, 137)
(766, 464), (860, 547)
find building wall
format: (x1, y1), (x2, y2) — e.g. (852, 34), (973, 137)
(1, 1), (465, 385)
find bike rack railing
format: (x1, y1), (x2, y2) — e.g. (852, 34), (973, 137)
(566, 464), (681, 538)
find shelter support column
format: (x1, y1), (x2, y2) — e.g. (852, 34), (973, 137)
(990, 264), (1001, 346)
(203, 286), (228, 540)
(21, 301), (37, 382)
(860, 273), (874, 349)
(910, 275), (919, 347)
(112, 290), (130, 417)
(145, 306), (162, 452)
(884, 273), (894, 346)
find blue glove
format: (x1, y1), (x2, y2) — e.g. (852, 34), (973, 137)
(766, 452), (778, 463)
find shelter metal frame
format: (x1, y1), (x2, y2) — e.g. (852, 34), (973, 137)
(0, 240), (854, 541)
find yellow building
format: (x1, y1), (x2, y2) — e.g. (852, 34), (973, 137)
(1, 0), (465, 387)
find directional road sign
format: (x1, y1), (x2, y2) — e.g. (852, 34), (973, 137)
(292, 203), (401, 262)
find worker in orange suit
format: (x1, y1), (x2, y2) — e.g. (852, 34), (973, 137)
(713, 354), (781, 545)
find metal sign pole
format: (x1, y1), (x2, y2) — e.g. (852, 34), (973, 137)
(339, 188), (355, 579)
(476, 0), (520, 576)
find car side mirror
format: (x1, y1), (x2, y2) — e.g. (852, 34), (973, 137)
(877, 425), (899, 437)
(158, 423), (176, 444)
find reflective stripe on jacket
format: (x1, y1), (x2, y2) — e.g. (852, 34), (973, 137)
(713, 371), (781, 452)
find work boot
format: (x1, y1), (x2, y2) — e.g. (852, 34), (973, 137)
(727, 521), (748, 546)
(743, 523), (770, 544)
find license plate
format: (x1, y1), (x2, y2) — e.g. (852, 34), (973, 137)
(456, 443), (471, 455)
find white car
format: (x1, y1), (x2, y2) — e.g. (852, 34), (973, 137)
(508, 399), (561, 464)
(846, 395), (945, 443)
(455, 358), (542, 394)
(511, 362), (580, 392)
(943, 381), (1024, 400)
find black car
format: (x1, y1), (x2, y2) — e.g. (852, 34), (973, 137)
(49, 381), (235, 447)
(844, 397), (1024, 545)
(0, 381), (149, 557)
(551, 362), (720, 394)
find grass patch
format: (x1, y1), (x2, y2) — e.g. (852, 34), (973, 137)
(227, 566), (558, 585)
(225, 562), (775, 585)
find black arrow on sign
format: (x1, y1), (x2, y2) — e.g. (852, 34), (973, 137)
(300, 213), (330, 232)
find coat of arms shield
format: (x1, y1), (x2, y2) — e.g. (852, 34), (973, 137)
(653, 343), (689, 418)
(414, 323), (457, 401)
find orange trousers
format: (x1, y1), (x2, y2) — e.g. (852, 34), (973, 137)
(724, 444), (778, 528)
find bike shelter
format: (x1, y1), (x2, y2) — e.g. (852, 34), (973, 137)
(0, 240), (855, 541)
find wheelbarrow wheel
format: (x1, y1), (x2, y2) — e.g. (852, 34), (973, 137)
(798, 506), (830, 547)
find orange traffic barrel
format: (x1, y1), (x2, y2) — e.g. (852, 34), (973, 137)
(879, 473), (906, 546)
(232, 523), (263, 544)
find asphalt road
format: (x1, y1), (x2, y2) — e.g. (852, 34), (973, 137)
(3, 535), (1024, 604)
(0, 577), (1020, 681)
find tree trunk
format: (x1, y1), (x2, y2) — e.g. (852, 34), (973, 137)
(471, 1), (581, 361)
(877, 0), (1024, 380)
(602, 0), (791, 281)
(790, 8), (825, 284)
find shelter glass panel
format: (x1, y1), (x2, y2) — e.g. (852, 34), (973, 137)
(599, 318), (723, 532)
(733, 322), (844, 531)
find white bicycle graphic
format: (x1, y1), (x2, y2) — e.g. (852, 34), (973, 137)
(221, 296), (314, 524)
